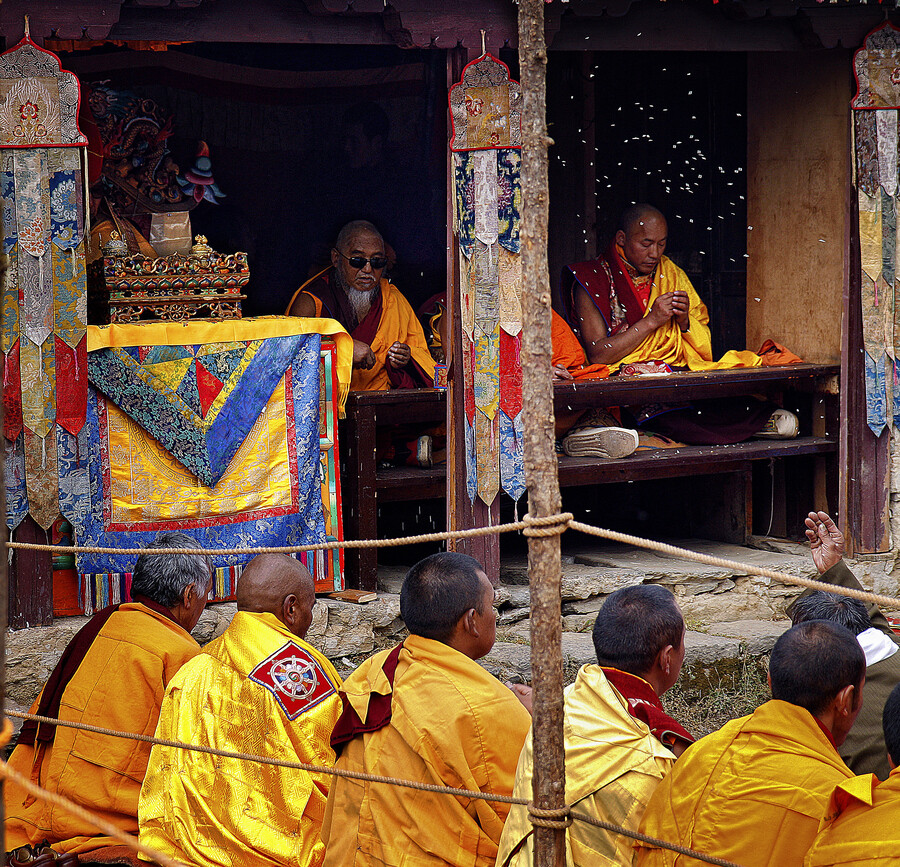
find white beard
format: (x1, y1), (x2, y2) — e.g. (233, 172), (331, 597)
(346, 286), (376, 323)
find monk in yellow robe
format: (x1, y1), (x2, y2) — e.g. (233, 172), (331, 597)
(634, 620), (865, 866)
(4, 533), (212, 858)
(287, 219), (435, 391)
(562, 204), (797, 444)
(804, 682), (900, 866)
(498, 585), (694, 867)
(320, 552), (533, 866)
(139, 554), (341, 867)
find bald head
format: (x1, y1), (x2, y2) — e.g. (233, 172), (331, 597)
(335, 220), (383, 253)
(619, 204), (666, 235)
(237, 554), (316, 638)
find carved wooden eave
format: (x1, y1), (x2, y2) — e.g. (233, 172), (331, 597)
(0, 0), (894, 53)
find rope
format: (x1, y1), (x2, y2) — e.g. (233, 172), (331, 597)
(3, 514), (568, 556)
(567, 520), (900, 610)
(528, 804), (572, 829)
(566, 808), (744, 867)
(4, 711), (740, 867)
(0, 759), (182, 867)
(7, 512), (900, 611)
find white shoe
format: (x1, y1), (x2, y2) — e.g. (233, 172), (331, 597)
(755, 409), (799, 439)
(563, 426), (639, 459)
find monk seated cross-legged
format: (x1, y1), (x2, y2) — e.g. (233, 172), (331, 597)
(804, 681), (900, 866)
(286, 219), (436, 392)
(320, 552), (533, 867)
(561, 203), (800, 446)
(497, 584), (694, 867)
(139, 554), (342, 867)
(4, 533), (213, 863)
(633, 620), (865, 866)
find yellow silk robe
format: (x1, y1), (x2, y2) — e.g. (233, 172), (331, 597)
(634, 700), (855, 866)
(320, 634), (532, 867)
(804, 769), (900, 866)
(347, 280), (436, 391)
(497, 665), (675, 867)
(139, 611), (342, 867)
(611, 256), (762, 374)
(4, 604), (199, 855)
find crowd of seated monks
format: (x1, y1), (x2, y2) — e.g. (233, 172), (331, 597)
(287, 209), (803, 467)
(6, 510), (900, 867)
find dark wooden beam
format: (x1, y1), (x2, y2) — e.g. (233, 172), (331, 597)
(8, 516), (52, 629)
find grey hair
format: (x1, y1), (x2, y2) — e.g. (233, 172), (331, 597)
(334, 220), (383, 253)
(130, 532), (212, 609)
(790, 591), (872, 637)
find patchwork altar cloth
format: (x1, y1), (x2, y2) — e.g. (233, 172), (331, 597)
(68, 318), (351, 609)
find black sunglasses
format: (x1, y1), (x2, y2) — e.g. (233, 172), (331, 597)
(339, 251), (388, 270)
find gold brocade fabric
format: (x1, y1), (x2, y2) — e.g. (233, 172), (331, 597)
(634, 700), (855, 866)
(139, 611), (342, 867)
(103, 378), (293, 526)
(87, 315), (354, 415)
(497, 665), (675, 867)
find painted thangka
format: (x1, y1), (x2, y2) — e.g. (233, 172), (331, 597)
(450, 54), (524, 504)
(0, 33), (89, 532)
(23, 318), (352, 614)
(853, 22), (900, 435)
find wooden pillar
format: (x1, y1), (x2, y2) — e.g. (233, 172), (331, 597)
(518, 2), (566, 865)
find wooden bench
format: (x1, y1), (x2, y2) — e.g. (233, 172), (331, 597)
(340, 363), (839, 589)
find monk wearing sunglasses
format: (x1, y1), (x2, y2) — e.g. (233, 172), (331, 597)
(287, 220), (435, 391)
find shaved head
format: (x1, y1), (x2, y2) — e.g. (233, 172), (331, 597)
(619, 203), (666, 235)
(237, 554), (316, 638)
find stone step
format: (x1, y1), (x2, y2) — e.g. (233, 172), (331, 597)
(483, 619), (791, 692)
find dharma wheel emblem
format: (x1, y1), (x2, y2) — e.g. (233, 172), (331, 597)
(270, 656), (319, 700)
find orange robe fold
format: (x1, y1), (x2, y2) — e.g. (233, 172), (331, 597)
(551, 310), (610, 380)
(804, 768), (900, 866)
(320, 635), (532, 867)
(634, 699), (855, 867)
(4, 604), (199, 855)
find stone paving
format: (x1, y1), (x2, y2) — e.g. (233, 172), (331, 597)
(6, 536), (899, 732)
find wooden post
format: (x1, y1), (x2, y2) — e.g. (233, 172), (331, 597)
(518, 3), (567, 866)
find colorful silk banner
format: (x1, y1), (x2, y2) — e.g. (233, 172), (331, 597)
(451, 54), (524, 504)
(1, 33), (88, 530)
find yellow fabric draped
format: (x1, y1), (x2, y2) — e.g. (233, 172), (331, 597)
(320, 634), (532, 867)
(4, 605), (199, 855)
(498, 665), (675, 867)
(804, 769), (900, 866)
(138, 611), (342, 867)
(610, 257), (762, 374)
(347, 280), (437, 392)
(634, 700), (855, 867)
(103, 373), (294, 526)
(87, 316), (354, 415)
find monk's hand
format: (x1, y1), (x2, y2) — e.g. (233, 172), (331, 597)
(552, 364), (574, 382)
(352, 339), (376, 370)
(387, 341), (411, 369)
(646, 292), (680, 330)
(671, 290), (691, 332)
(805, 510), (845, 574)
(506, 682), (533, 715)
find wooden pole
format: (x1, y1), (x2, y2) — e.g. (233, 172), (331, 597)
(518, 3), (566, 866)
